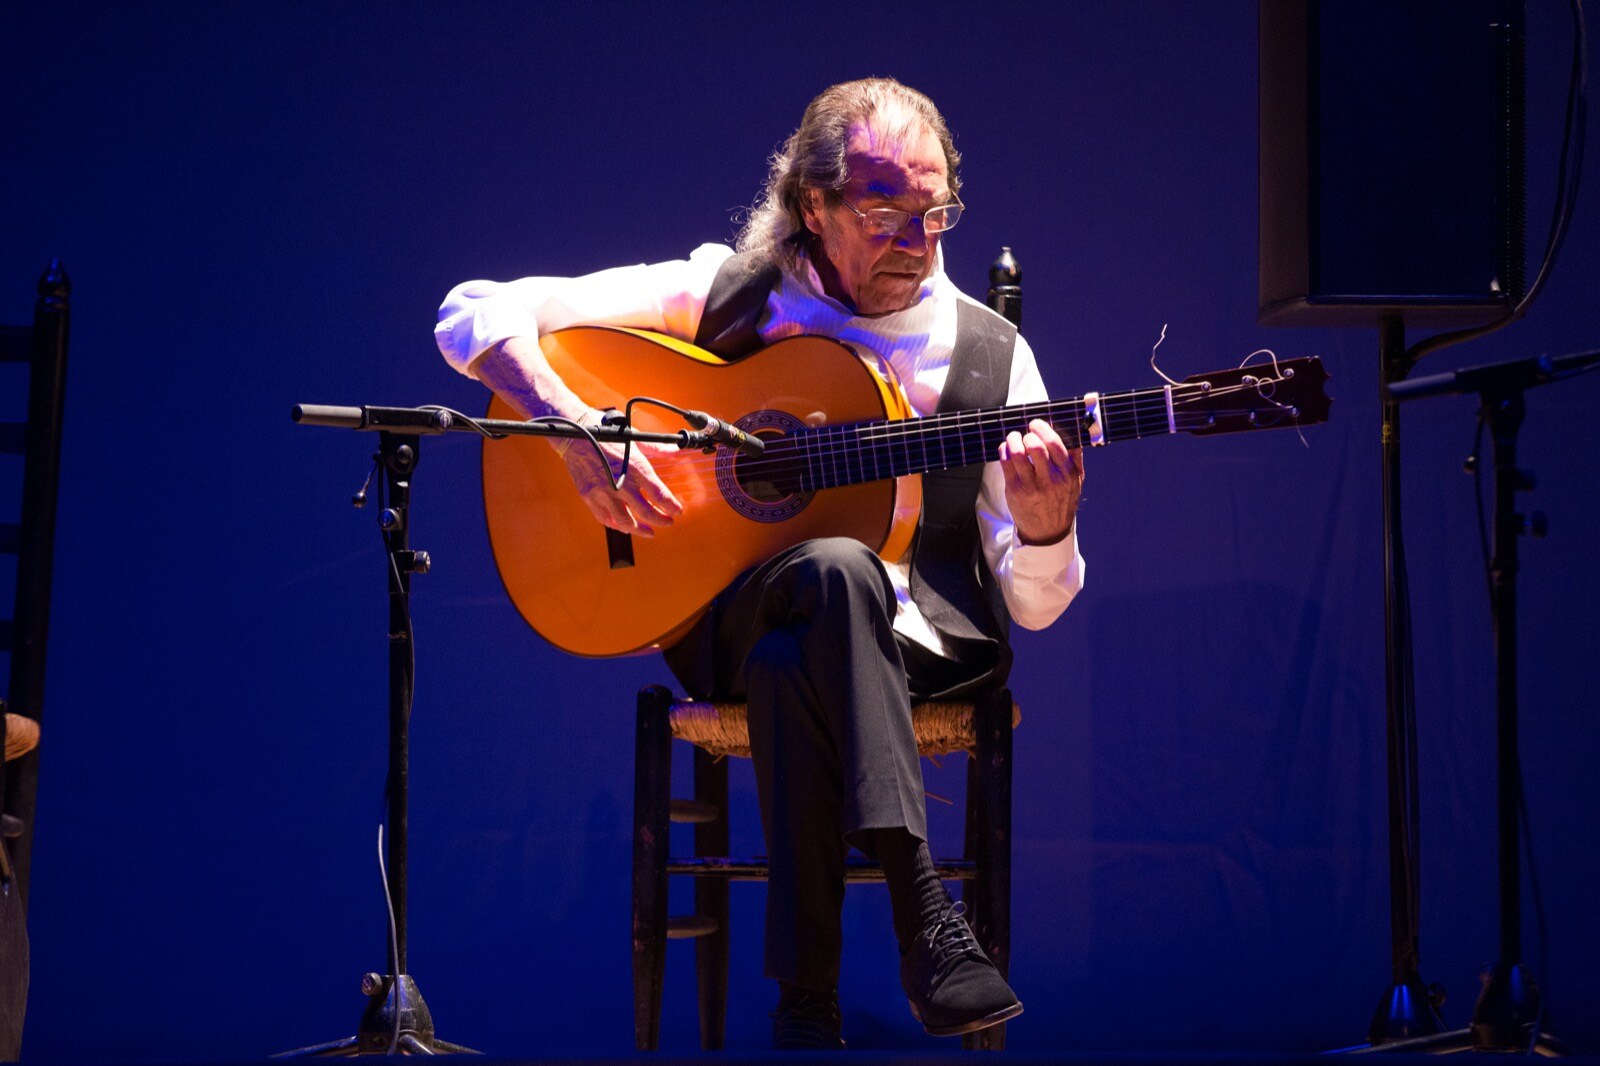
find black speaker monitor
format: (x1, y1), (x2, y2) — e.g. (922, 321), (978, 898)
(1259, 0), (1526, 327)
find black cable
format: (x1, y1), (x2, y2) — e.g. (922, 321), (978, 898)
(1520, 788), (1551, 1053)
(422, 401), (701, 492)
(416, 405), (508, 440)
(377, 826), (403, 1054)
(1405, 0), (1588, 367)
(416, 403), (625, 484)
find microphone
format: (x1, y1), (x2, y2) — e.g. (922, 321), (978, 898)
(685, 410), (765, 457)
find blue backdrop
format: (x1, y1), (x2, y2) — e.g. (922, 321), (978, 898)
(3, 1), (1597, 1057)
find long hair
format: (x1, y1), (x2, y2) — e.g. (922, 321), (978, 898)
(735, 77), (962, 271)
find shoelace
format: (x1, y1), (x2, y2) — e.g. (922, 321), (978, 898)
(772, 988), (843, 1048)
(922, 900), (983, 973)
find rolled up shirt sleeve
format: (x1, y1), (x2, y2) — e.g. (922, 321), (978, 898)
(976, 332), (1086, 630)
(434, 243), (735, 377)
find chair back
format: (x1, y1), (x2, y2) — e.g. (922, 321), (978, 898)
(1, 260), (72, 906)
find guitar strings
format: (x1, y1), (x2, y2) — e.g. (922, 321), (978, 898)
(631, 380), (1297, 486)
(637, 376), (1291, 476)
(618, 377), (1309, 498)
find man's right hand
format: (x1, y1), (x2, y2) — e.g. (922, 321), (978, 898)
(471, 336), (688, 536)
(559, 428), (685, 537)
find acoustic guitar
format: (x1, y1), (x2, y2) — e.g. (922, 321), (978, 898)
(482, 326), (1331, 658)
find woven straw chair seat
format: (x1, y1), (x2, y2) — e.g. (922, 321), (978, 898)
(4, 714), (39, 763)
(667, 698), (1021, 760)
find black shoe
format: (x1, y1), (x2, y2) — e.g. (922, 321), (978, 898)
(771, 983), (846, 1050)
(900, 901), (1023, 1037)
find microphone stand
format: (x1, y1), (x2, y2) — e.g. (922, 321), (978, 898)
(279, 404), (718, 1056)
(1351, 348), (1600, 1055)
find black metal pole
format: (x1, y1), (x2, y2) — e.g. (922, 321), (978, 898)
(1488, 396), (1523, 969)
(1465, 388), (1545, 1051)
(380, 432), (416, 975)
(1368, 316), (1443, 1042)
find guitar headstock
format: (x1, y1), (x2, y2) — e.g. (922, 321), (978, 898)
(1175, 356), (1331, 436)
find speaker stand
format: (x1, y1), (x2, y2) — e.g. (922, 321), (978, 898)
(1363, 317), (1447, 1044)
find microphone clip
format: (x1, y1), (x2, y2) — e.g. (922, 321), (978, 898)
(683, 410), (765, 457)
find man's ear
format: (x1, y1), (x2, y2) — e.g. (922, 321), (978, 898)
(800, 186), (824, 235)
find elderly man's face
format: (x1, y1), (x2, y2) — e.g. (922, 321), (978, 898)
(802, 119), (951, 316)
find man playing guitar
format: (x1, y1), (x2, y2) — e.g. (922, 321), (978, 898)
(436, 77), (1085, 1049)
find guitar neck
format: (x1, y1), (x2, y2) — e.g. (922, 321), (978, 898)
(792, 383), (1194, 490)
(741, 354), (1327, 495)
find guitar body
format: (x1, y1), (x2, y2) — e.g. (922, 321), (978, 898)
(482, 327), (923, 658)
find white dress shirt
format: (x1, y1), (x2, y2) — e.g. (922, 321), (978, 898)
(436, 243), (1084, 653)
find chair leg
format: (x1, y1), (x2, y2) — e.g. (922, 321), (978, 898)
(633, 686), (674, 1051)
(962, 752), (984, 952)
(963, 687), (1013, 1051)
(693, 748), (730, 1050)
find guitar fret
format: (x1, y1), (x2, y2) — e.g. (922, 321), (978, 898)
(1144, 389), (1170, 437)
(956, 414), (976, 467)
(1108, 389), (1135, 442)
(868, 428), (886, 483)
(827, 424), (843, 490)
(1056, 400), (1081, 444)
(959, 415), (979, 468)
(938, 419), (955, 469)
(962, 413), (981, 466)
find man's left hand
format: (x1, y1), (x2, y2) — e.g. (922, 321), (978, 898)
(999, 419), (1084, 546)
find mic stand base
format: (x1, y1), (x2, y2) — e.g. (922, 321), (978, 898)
(277, 974), (478, 1057)
(1349, 964), (1569, 1056)
(1366, 975), (1443, 1044)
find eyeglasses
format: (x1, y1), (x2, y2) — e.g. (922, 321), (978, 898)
(834, 194), (964, 238)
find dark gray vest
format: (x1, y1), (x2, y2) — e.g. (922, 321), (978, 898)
(689, 252), (1019, 693)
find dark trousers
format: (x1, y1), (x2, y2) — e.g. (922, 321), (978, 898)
(668, 537), (983, 990)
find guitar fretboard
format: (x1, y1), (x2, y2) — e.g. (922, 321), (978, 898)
(784, 384), (1199, 492)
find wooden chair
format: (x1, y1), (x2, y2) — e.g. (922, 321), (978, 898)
(630, 684), (1018, 1051)
(1, 261), (69, 1059)
(1, 260), (69, 908)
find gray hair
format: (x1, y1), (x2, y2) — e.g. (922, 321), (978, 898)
(735, 77), (962, 271)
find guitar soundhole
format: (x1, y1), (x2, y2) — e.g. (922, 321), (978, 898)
(715, 410), (814, 523)
(735, 450), (789, 504)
